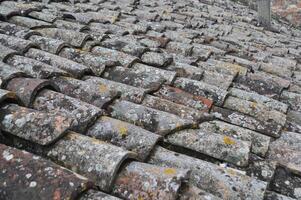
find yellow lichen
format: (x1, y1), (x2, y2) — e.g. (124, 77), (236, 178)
(116, 123), (128, 138)
(137, 196), (144, 200)
(99, 84), (107, 93)
(223, 136), (236, 145)
(111, 16), (118, 23)
(163, 168), (177, 175)
(250, 102), (257, 110)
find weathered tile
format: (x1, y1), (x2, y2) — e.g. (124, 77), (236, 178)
(166, 41), (193, 56)
(269, 164), (301, 199)
(141, 51), (173, 67)
(0, 62), (26, 88)
(93, 45), (140, 67)
(153, 85), (213, 111)
(102, 66), (165, 92)
(0, 33), (36, 54)
(51, 76), (118, 109)
(28, 35), (69, 54)
(110, 100), (196, 136)
(36, 28), (91, 47)
(166, 62), (204, 80)
(25, 48), (90, 78)
(0, 21), (38, 39)
(0, 144), (93, 200)
(86, 116), (160, 161)
(6, 55), (68, 78)
(9, 16), (52, 29)
(268, 131), (301, 168)
(54, 19), (88, 32)
(223, 96), (286, 126)
(33, 89), (103, 133)
(47, 132), (135, 192)
(166, 129), (250, 166)
(59, 47), (118, 76)
(199, 120), (270, 156)
(84, 76), (146, 104)
(148, 146), (267, 200)
(112, 161), (189, 200)
(281, 91), (301, 111)
(28, 11), (57, 23)
(142, 95), (210, 122)
(0, 104), (72, 145)
(229, 88), (288, 113)
(201, 70), (234, 90)
(285, 111), (301, 134)
(132, 63), (177, 84)
(212, 106), (282, 137)
(5, 77), (55, 107)
(173, 77), (228, 106)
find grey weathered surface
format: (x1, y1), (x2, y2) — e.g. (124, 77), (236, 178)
(0, 21), (39, 39)
(33, 89), (103, 133)
(84, 76), (146, 104)
(142, 95), (210, 122)
(102, 66), (165, 92)
(86, 116), (160, 161)
(5, 77), (55, 107)
(9, 16), (52, 29)
(36, 28), (91, 47)
(141, 51), (173, 67)
(51, 76), (119, 109)
(91, 46), (139, 68)
(148, 146), (267, 200)
(0, 62), (26, 88)
(6, 55), (68, 79)
(257, 0), (271, 27)
(0, 104), (72, 145)
(0, 44), (18, 62)
(25, 48), (91, 78)
(285, 111), (301, 134)
(28, 35), (69, 54)
(165, 129), (251, 166)
(229, 88), (288, 113)
(0, 144), (93, 200)
(173, 77), (228, 106)
(212, 106), (282, 137)
(0, 33), (37, 53)
(112, 161), (190, 200)
(269, 164), (301, 199)
(110, 100), (197, 136)
(47, 132), (135, 192)
(223, 96), (286, 126)
(199, 120), (270, 156)
(131, 63), (177, 85)
(59, 47), (118, 76)
(153, 85), (213, 111)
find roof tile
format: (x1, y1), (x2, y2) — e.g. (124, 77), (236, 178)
(0, 104), (72, 145)
(0, 144), (93, 200)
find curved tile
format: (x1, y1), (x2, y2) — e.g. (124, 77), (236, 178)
(0, 144), (93, 200)
(47, 132), (135, 192)
(0, 104), (72, 146)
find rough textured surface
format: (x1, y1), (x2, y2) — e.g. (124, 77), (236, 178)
(0, 144), (93, 200)
(112, 161), (190, 200)
(0, 104), (72, 146)
(0, 0), (300, 199)
(47, 132), (135, 192)
(86, 116), (160, 161)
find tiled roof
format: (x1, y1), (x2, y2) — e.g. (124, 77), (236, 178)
(0, 0), (301, 199)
